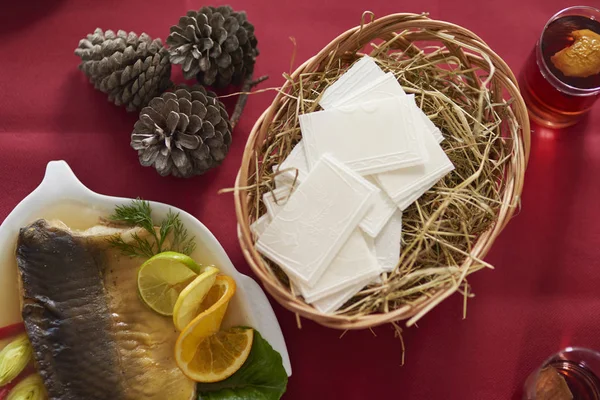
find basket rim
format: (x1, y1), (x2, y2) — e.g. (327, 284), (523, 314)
(233, 12), (531, 330)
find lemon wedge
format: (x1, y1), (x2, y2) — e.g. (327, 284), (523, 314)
(175, 275), (242, 381)
(173, 266), (220, 330)
(552, 29), (600, 78)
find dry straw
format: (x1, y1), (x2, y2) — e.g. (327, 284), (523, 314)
(234, 13), (530, 330)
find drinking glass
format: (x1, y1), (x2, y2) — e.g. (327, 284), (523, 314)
(524, 347), (600, 400)
(519, 6), (600, 129)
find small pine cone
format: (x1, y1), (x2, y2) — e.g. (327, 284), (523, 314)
(75, 28), (172, 111)
(166, 6), (258, 88)
(131, 85), (232, 178)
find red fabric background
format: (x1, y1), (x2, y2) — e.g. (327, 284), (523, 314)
(1, 1), (599, 399)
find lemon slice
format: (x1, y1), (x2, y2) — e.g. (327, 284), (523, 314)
(173, 266), (220, 330)
(175, 276), (239, 381)
(137, 252), (202, 316)
(551, 29), (600, 78)
(179, 327), (253, 383)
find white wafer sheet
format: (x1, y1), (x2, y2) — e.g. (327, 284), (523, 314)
(310, 274), (375, 314)
(328, 72), (445, 144)
(394, 166), (454, 211)
(250, 214), (271, 237)
(256, 154), (379, 286)
(274, 140), (310, 185)
(272, 165), (292, 189)
(279, 229), (379, 311)
(273, 142), (396, 238)
(319, 56), (386, 110)
(328, 72), (407, 106)
(266, 172), (382, 304)
(372, 210), (403, 273)
(360, 176), (397, 237)
(375, 114), (455, 209)
(308, 213), (404, 312)
(300, 97), (426, 175)
(294, 229), (381, 303)
(262, 186), (295, 219)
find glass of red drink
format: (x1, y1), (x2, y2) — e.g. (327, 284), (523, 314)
(520, 6), (600, 129)
(524, 347), (600, 400)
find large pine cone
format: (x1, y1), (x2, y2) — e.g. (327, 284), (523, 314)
(166, 6), (258, 88)
(131, 85), (232, 178)
(75, 28), (172, 111)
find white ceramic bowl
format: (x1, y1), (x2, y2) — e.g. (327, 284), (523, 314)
(0, 160), (291, 376)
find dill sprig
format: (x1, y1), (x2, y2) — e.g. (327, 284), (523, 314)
(171, 212), (197, 256)
(106, 199), (196, 258)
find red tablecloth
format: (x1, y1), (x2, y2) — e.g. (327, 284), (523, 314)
(1, 0), (599, 398)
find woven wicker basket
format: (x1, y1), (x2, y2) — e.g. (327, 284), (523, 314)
(234, 13), (530, 330)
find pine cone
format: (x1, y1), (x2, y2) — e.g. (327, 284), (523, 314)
(166, 6), (258, 88)
(75, 28), (172, 111)
(131, 85), (232, 178)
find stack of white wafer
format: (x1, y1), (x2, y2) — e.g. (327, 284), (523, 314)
(252, 56), (454, 313)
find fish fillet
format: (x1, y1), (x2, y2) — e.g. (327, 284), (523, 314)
(16, 219), (195, 400)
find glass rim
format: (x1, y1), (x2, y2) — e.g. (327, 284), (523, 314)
(525, 347), (600, 398)
(537, 5), (600, 95)
(533, 347), (600, 380)
(544, 346), (600, 362)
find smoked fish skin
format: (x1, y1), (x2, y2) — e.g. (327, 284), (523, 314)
(17, 220), (122, 399)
